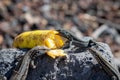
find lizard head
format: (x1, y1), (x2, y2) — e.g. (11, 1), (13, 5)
(57, 29), (72, 40)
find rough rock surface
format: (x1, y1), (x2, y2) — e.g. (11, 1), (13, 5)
(0, 43), (114, 80)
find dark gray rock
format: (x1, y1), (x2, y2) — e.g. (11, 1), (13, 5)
(0, 43), (113, 80)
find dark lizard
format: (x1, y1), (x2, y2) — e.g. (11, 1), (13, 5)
(57, 29), (120, 80)
(57, 29), (95, 48)
(9, 46), (49, 80)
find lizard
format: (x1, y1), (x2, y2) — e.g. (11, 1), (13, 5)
(9, 46), (50, 80)
(9, 46), (67, 80)
(57, 29), (120, 80)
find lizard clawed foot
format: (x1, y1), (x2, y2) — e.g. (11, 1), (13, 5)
(30, 60), (37, 69)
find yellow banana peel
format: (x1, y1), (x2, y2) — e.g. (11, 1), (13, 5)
(13, 30), (68, 59)
(13, 30), (67, 49)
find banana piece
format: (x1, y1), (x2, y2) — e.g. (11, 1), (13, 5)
(13, 30), (67, 49)
(47, 49), (67, 59)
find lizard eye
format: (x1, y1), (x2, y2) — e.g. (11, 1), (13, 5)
(37, 50), (47, 55)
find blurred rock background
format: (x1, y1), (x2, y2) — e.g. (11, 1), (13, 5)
(0, 0), (120, 65)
